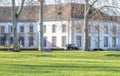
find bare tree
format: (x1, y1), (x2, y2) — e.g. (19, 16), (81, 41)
(53, 0), (120, 51)
(81, 0), (120, 51)
(12, 0), (25, 51)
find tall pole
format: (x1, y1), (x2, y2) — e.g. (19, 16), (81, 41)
(98, 25), (100, 50)
(38, 0), (44, 51)
(68, 20), (70, 45)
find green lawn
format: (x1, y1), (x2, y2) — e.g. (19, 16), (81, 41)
(0, 51), (120, 76)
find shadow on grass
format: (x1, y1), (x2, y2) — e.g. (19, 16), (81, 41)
(3, 64), (53, 74)
(106, 54), (120, 57)
(38, 54), (56, 57)
(4, 64), (120, 72)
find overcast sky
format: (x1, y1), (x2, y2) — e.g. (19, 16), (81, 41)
(0, 0), (117, 5)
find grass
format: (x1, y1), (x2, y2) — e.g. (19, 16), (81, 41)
(0, 50), (120, 76)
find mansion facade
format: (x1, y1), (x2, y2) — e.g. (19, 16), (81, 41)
(0, 3), (120, 50)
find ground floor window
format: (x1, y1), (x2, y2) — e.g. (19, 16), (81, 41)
(112, 37), (116, 47)
(62, 36), (66, 47)
(44, 37), (47, 47)
(10, 37), (13, 44)
(29, 37), (34, 47)
(52, 36), (57, 47)
(104, 36), (108, 47)
(19, 37), (24, 47)
(89, 36), (91, 47)
(95, 36), (98, 48)
(76, 36), (81, 47)
(0, 37), (5, 45)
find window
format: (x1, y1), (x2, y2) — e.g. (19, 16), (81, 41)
(112, 26), (117, 35)
(19, 37), (24, 47)
(89, 36), (91, 47)
(112, 37), (116, 47)
(29, 37), (34, 46)
(62, 24), (66, 32)
(20, 26), (24, 32)
(10, 37), (13, 44)
(76, 36), (81, 47)
(62, 36), (66, 47)
(44, 25), (46, 33)
(10, 26), (12, 33)
(8, 26), (12, 33)
(0, 37), (5, 45)
(89, 25), (92, 33)
(95, 26), (99, 33)
(0, 26), (5, 33)
(104, 36), (108, 47)
(76, 25), (82, 33)
(52, 36), (57, 47)
(95, 36), (98, 48)
(44, 37), (47, 47)
(104, 26), (108, 34)
(52, 24), (56, 33)
(29, 25), (33, 32)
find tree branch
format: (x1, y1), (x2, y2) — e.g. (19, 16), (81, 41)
(90, 0), (99, 8)
(84, 0), (91, 15)
(17, 0), (25, 17)
(89, 5), (120, 18)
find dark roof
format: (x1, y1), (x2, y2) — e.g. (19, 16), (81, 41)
(0, 3), (119, 22)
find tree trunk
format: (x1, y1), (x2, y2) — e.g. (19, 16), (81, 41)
(12, 0), (25, 52)
(13, 16), (19, 51)
(38, 0), (44, 51)
(83, 14), (89, 51)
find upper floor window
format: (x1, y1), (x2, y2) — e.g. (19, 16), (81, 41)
(62, 24), (66, 32)
(89, 25), (92, 33)
(94, 25), (99, 33)
(52, 24), (56, 33)
(44, 25), (46, 33)
(111, 25), (117, 35)
(104, 26), (108, 34)
(29, 25), (33, 32)
(0, 26), (5, 33)
(10, 26), (12, 33)
(20, 26), (24, 32)
(76, 25), (82, 33)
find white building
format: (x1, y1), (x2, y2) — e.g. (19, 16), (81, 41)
(0, 3), (120, 50)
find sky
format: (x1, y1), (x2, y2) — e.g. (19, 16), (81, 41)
(0, 0), (119, 6)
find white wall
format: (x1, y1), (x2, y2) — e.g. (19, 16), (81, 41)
(73, 20), (120, 50)
(0, 19), (120, 50)
(0, 21), (39, 48)
(43, 20), (72, 48)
